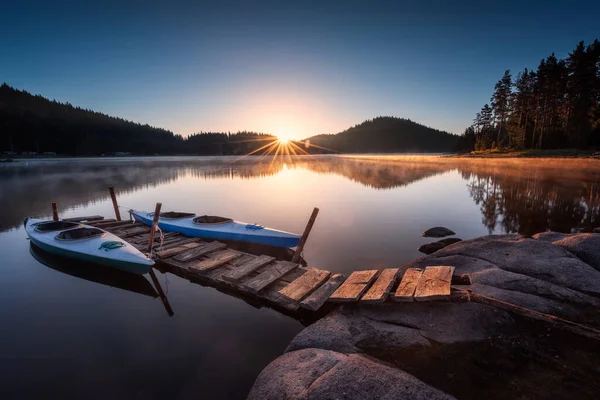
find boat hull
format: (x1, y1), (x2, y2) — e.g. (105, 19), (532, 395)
(25, 218), (154, 275)
(131, 210), (301, 248)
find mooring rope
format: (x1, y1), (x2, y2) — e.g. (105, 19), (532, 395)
(156, 224), (165, 252)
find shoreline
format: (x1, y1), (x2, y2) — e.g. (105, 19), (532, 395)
(248, 232), (600, 400)
(451, 148), (600, 159)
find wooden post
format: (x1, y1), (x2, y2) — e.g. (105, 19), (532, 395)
(51, 202), (59, 221)
(108, 186), (121, 221)
(149, 269), (174, 317)
(146, 202), (162, 254)
(292, 207), (319, 263)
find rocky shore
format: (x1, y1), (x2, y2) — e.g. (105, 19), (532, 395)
(248, 233), (600, 400)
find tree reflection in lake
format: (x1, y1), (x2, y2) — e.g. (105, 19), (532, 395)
(1, 156), (599, 235)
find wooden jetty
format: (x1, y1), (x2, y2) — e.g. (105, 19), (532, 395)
(60, 212), (466, 317)
(53, 188), (466, 317)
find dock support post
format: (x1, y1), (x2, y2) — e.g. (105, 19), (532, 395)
(146, 202), (162, 254)
(292, 207), (319, 263)
(148, 269), (174, 317)
(108, 186), (122, 221)
(51, 202), (59, 221)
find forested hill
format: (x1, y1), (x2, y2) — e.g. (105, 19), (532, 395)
(0, 84), (276, 155)
(0, 84), (462, 155)
(305, 117), (463, 153)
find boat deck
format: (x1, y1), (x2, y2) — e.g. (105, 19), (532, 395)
(65, 215), (467, 317)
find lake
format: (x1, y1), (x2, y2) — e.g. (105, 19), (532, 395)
(1, 155), (600, 399)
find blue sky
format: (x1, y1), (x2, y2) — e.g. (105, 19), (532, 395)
(1, 1), (599, 139)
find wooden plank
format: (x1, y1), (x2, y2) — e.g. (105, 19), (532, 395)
(64, 215), (104, 222)
(279, 268), (331, 301)
(128, 231), (179, 245)
(116, 227), (151, 238)
(148, 237), (199, 252)
(414, 266), (455, 301)
(86, 218), (116, 226)
(221, 255), (275, 282)
(92, 220), (140, 229)
(300, 274), (346, 311)
(328, 270), (378, 302)
(188, 249), (242, 273)
(360, 268), (399, 304)
(243, 261), (298, 294)
(154, 241), (202, 258)
(173, 241), (227, 262)
(393, 268), (424, 302)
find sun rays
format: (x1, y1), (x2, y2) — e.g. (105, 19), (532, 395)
(232, 136), (338, 171)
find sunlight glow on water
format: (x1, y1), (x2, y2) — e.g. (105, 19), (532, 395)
(1, 155), (600, 399)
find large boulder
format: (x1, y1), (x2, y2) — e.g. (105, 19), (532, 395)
(247, 348), (455, 400)
(532, 233), (600, 272)
(427, 235), (600, 296)
(418, 238), (462, 254)
(404, 235), (600, 323)
(288, 303), (515, 355)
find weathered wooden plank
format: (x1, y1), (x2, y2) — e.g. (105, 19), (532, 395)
(153, 241), (202, 258)
(328, 270), (378, 302)
(173, 241), (227, 262)
(360, 268), (399, 304)
(243, 261), (298, 294)
(393, 268), (424, 302)
(188, 249), (242, 273)
(114, 226), (151, 238)
(128, 231), (179, 245)
(300, 274), (346, 311)
(279, 268), (331, 301)
(64, 215), (104, 222)
(97, 221), (143, 230)
(414, 266), (455, 301)
(86, 218), (117, 226)
(221, 255), (275, 282)
(149, 237), (199, 252)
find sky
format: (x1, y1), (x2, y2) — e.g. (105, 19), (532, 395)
(1, 0), (599, 140)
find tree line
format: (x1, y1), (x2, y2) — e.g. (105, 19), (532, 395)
(464, 39), (600, 151)
(1, 84), (469, 156)
(0, 83), (276, 156)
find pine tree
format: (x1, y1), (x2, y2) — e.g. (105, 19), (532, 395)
(490, 70), (512, 147)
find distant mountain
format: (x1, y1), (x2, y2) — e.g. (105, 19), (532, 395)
(304, 117), (462, 153)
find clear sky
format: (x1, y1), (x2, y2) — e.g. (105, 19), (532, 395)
(1, 0), (599, 140)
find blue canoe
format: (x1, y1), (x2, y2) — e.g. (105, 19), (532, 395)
(130, 210), (302, 248)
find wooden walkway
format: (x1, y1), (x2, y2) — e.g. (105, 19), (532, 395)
(67, 215), (468, 315)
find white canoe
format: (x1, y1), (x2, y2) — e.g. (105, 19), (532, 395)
(25, 218), (154, 275)
(130, 210), (302, 248)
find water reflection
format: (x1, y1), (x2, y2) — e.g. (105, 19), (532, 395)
(29, 243), (176, 316)
(2, 156), (600, 235)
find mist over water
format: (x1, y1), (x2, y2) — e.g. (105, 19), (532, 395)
(1, 155), (600, 399)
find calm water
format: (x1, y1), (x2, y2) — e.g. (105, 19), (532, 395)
(1, 155), (600, 399)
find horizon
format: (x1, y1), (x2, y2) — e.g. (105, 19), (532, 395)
(2, 1), (599, 140)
